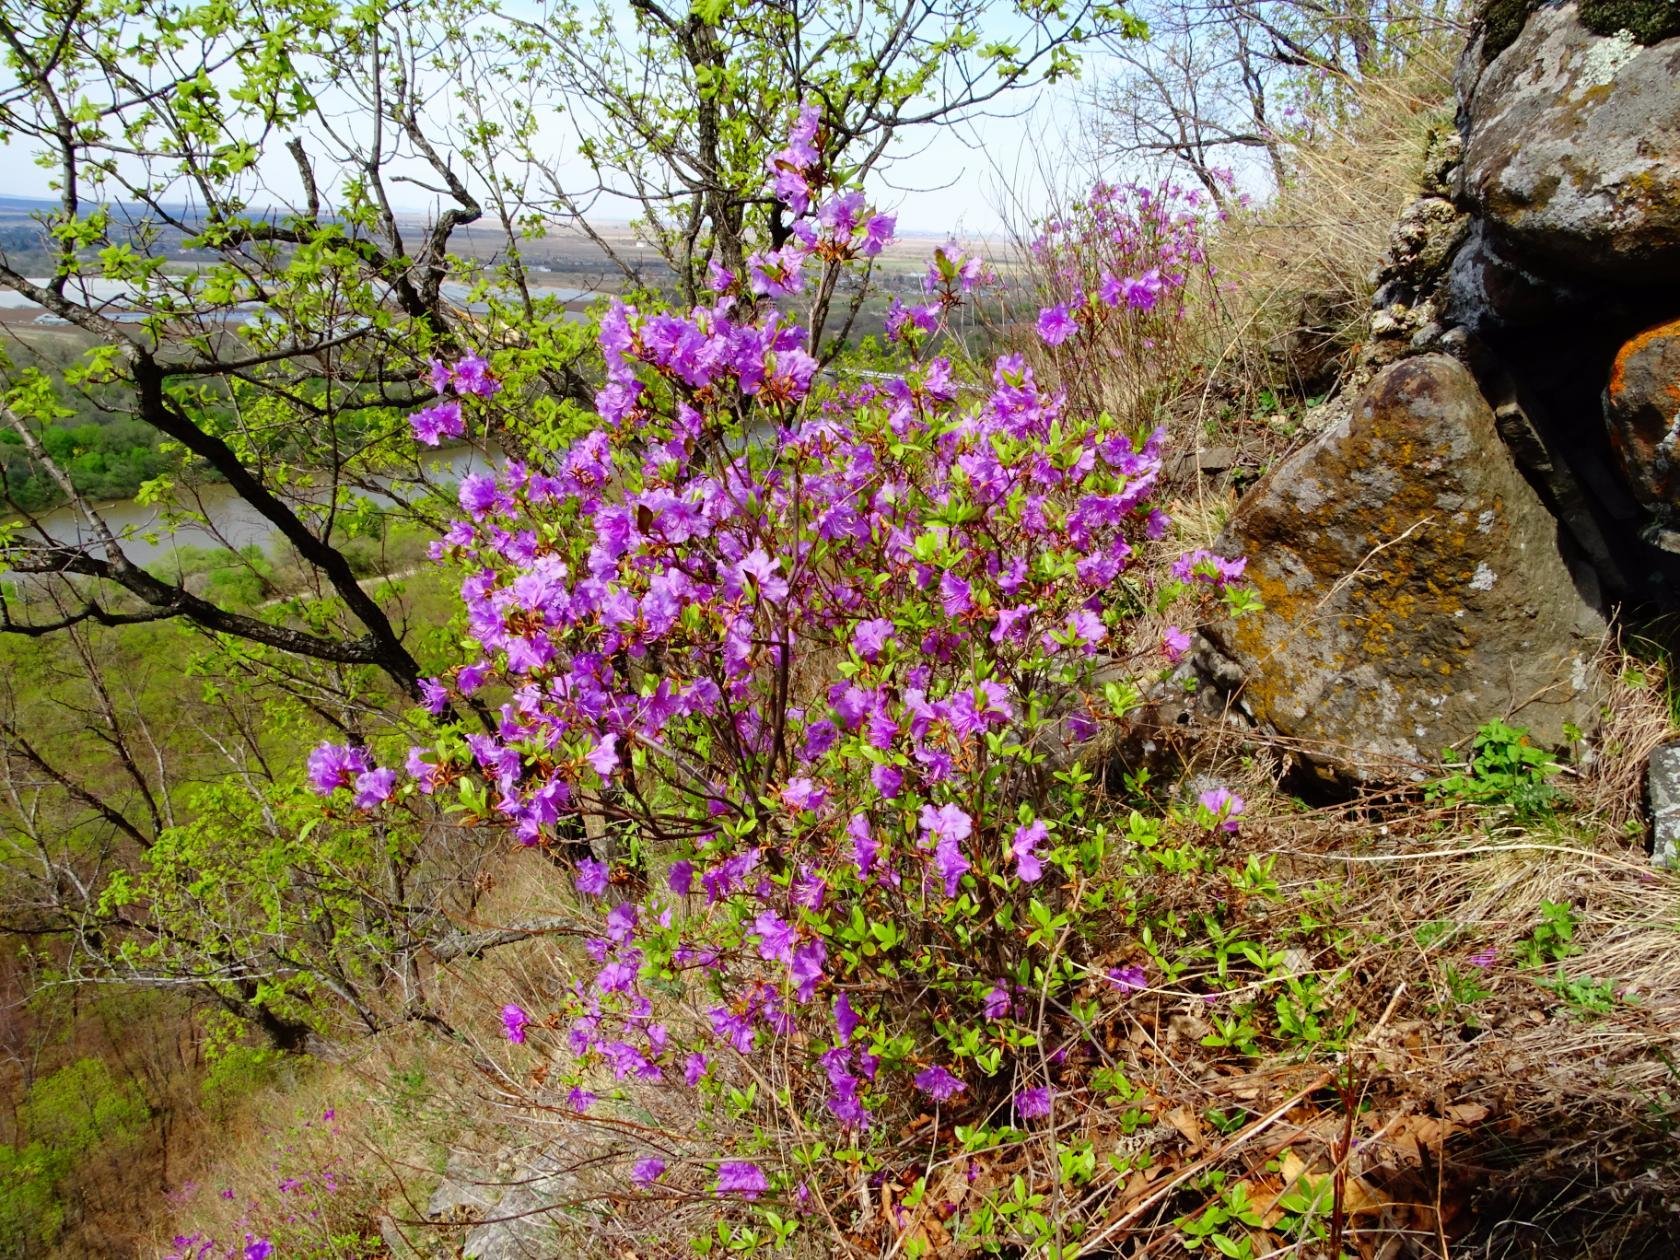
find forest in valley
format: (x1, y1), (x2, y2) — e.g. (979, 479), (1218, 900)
(1, 0), (1677, 1256)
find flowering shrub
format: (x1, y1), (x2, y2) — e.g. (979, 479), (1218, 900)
(1025, 179), (1225, 425)
(306, 103), (1252, 1249)
(164, 1106), (375, 1259)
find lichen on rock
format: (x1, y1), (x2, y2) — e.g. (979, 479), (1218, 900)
(1203, 356), (1606, 781)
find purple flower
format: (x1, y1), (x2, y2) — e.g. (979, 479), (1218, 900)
(861, 212), (896, 257)
(418, 677), (449, 715)
(1107, 964), (1147, 993)
(1468, 947), (1498, 969)
(352, 767), (396, 810)
(1036, 303), (1078, 346)
(450, 353), (500, 398)
(576, 858), (610, 897)
(631, 1157), (667, 1186)
(305, 742), (370, 795)
(503, 1003), (530, 1043)
(1011, 820), (1047, 883)
(409, 399), (464, 446)
(587, 733), (619, 777)
(852, 617), (895, 661)
(849, 813), (878, 879)
(1197, 787), (1245, 832)
(914, 1064), (966, 1102)
(754, 910), (797, 964)
(919, 802), (973, 846)
(1162, 625), (1193, 662)
(568, 1086), (596, 1113)
(733, 548), (789, 603)
(835, 992), (861, 1043)
(668, 860), (695, 896)
(780, 777), (827, 813)
(716, 1161), (769, 1199)
(790, 939), (827, 1002)
(983, 983), (1010, 1021)
(244, 1238), (273, 1260)
(870, 763), (903, 799)
(1015, 1086), (1053, 1119)
(684, 1052), (709, 1086)
(939, 571), (973, 617)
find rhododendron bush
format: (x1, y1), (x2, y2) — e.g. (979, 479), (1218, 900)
(308, 106), (1251, 1245)
(1026, 177), (1228, 425)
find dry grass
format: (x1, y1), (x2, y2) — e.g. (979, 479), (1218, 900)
(1210, 48), (1460, 406)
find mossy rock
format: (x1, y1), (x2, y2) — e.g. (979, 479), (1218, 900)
(1480, 0), (1680, 60)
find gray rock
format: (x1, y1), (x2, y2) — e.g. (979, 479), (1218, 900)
(1203, 355), (1607, 781)
(1647, 742), (1680, 868)
(1457, 3), (1680, 282)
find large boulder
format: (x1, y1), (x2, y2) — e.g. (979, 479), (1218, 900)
(1605, 316), (1680, 512)
(1457, 2), (1680, 282)
(1204, 355), (1607, 780)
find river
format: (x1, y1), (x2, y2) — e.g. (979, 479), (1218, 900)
(9, 444), (496, 574)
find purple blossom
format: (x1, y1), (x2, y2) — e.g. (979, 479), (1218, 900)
(1015, 1086), (1054, 1119)
(870, 763), (904, 799)
(352, 767), (396, 810)
(450, 353), (501, 398)
(835, 993), (861, 1043)
(780, 777), (827, 813)
(849, 813), (879, 879)
(939, 571), (973, 617)
(790, 939), (827, 1002)
(503, 1003), (530, 1043)
(754, 910), (797, 964)
(244, 1238), (273, 1260)
(1011, 820), (1047, 883)
(1036, 303), (1078, 346)
(418, 677), (449, 714)
(1107, 964), (1147, 993)
(1197, 787), (1245, 832)
(919, 802), (973, 846)
(631, 1158), (667, 1186)
(668, 860), (695, 896)
(716, 1161), (769, 1199)
(733, 548), (789, 603)
(684, 1052), (709, 1086)
(852, 617), (895, 661)
(1468, 947), (1498, 969)
(1162, 625), (1193, 662)
(305, 743), (370, 795)
(983, 983), (1010, 1020)
(575, 858), (610, 897)
(914, 1064), (966, 1102)
(409, 399), (465, 446)
(587, 734), (619, 777)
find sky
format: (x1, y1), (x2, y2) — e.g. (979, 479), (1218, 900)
(0, 2), (1148, 240)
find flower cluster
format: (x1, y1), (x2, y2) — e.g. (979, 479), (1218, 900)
(317, 103), (1248, 1214)
(1025, 181), (1220, 425)
(408, 352), (501, 446)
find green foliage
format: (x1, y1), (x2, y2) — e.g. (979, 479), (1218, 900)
(0, 1058), (150, 1256)
(1429, 719), (1561, 817)
(1514, 899), (1581, 970)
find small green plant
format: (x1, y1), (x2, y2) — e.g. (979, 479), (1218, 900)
(1176, 1172), (1263, 1256)
(1547, 971), (1618, 1017)
(1429, 720), (1562, 817)
(1514, 900), (1581, 969)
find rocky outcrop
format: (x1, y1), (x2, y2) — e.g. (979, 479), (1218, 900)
(1457, 3), (1680, 282)
(1605, 318), (1680, 511)
(1205, 356), (1606, 780)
